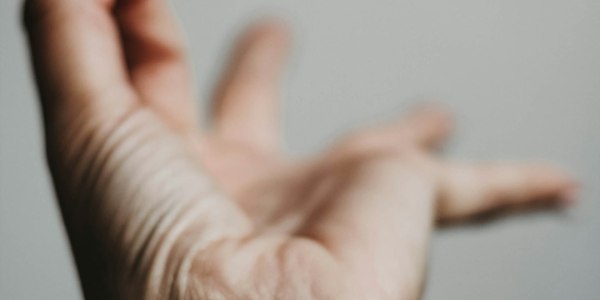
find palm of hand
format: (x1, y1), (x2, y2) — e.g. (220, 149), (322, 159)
(24, 1), (576, 299)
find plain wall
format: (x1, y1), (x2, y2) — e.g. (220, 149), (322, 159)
(1, 0), (599, 299)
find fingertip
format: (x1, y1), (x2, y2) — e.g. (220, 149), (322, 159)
(249, 17), (291, 40)
(411, 103), (453, 116)
(526, 165), (580, 207)
(227, 18), (291, 81)
(244, 18), (292, 63)
(413, 105), (454, 131)
(404, 104), (455, 149)
(555, 179), (580, 207)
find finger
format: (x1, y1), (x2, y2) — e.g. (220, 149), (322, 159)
(24, 0), (136, 121)
(116, 0), (198, 131)
(437, 162), (578, 222)
(334, 107), (453, 156)
(388, 106), (454, 149)
(212, 20), (290, 153)
(300, 154), (436, 298)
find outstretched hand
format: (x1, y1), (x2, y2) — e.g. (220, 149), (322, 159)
(24, 0), (577, 299)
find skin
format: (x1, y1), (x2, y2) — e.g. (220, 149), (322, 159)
(23, 0), (578, 299)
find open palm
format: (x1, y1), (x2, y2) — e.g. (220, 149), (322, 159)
(24, 0), (576, 299)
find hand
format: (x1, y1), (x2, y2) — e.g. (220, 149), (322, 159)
(24, 0), (577, 299)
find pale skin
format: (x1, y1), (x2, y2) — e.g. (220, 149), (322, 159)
(23, 0), (578, 299)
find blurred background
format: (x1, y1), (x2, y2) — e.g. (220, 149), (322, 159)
(1, 0), (599, 299)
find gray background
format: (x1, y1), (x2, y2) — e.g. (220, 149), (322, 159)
(1, 0), (599, 299)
